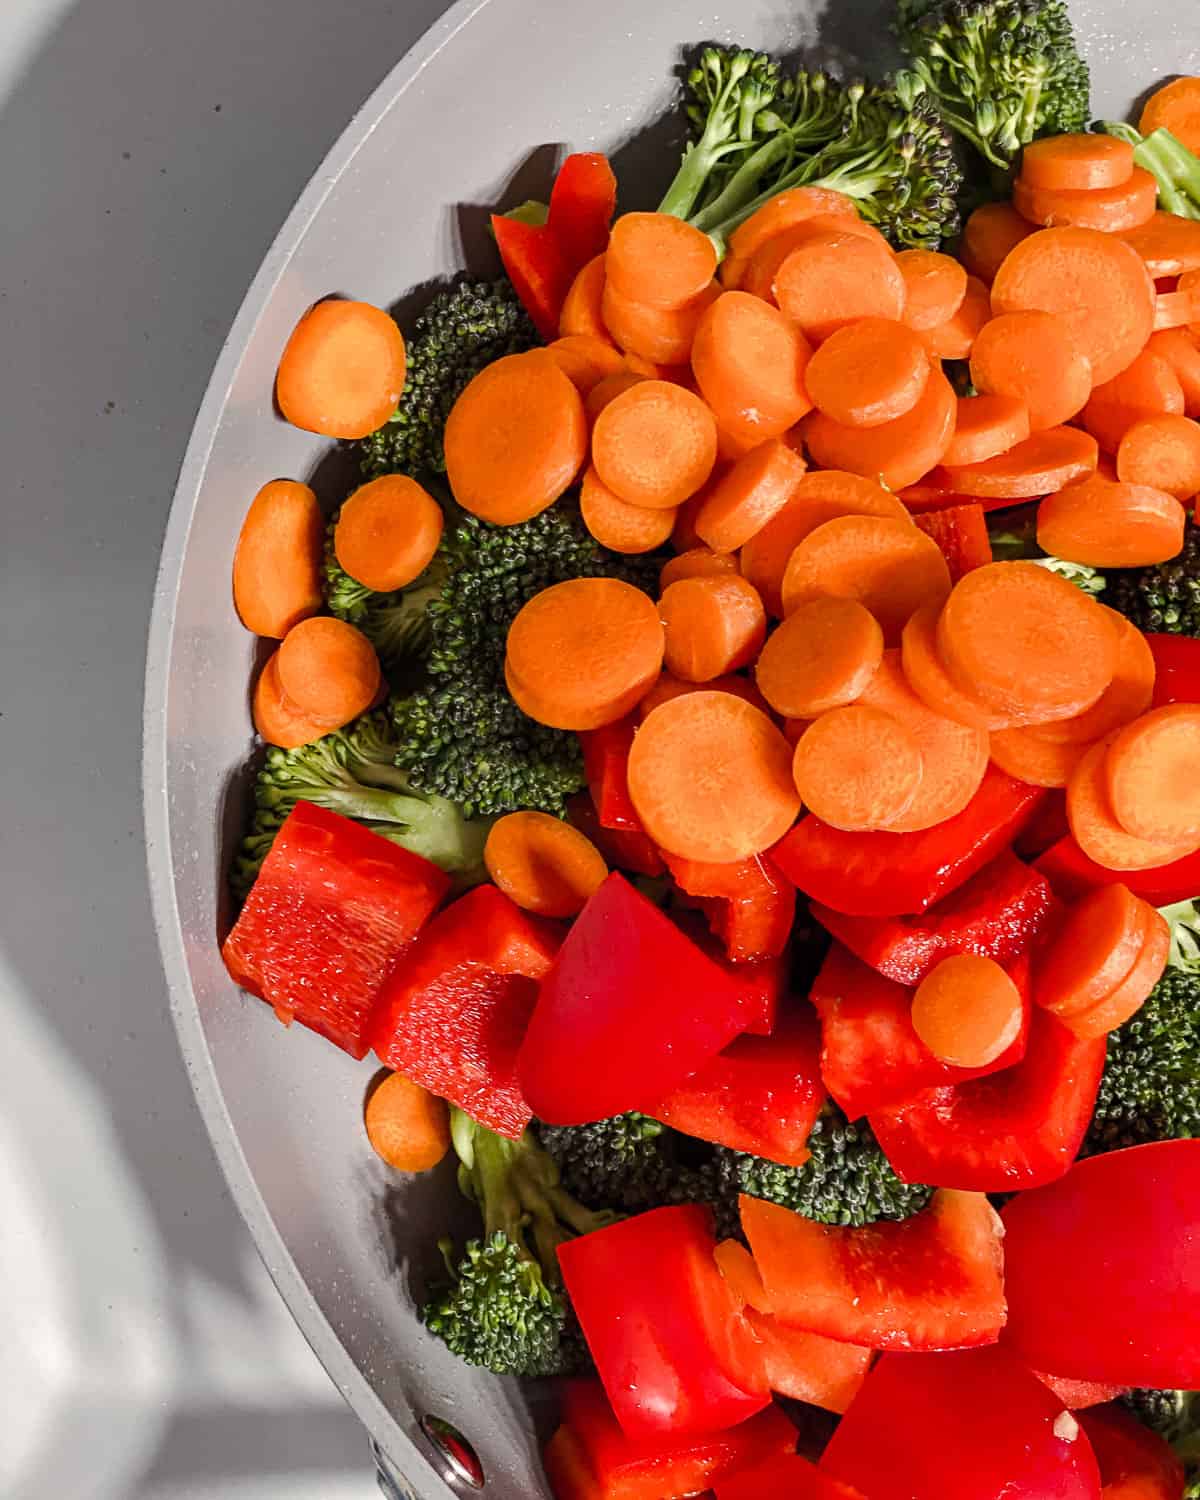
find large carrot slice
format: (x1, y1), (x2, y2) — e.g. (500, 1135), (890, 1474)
(580, 466), (678, 554)
(1083, 348), (1186, 453)
(943, 395), (1031, 468)
(740, 218), (891, 303)
(1146, 329), (1200, 417)
(559, 253), (612, 342)
(333, 474), (444, 593)
(1105, 703), (1200, 843)
(911, 954), (1025, 1068)
(544, 334), (626, 394)
(601, 280), (720, 365)
(895, 249), (968, 331)
(605, 212), (718, 307)
(276, 298), (406, 440)
(252, 651), (335, 749)
(805, 318), (931, 428)
(791, 704), (924, 832)
(627, 691), (801, 861)
(960, 202), (1036, 284)
(232, 479), (324, 639)
(1035, 883), (1154, 1017)
(1066, 736), (1197, 870)
(722, 186), (859, 290)
(940, 426), (1098, 499)
(1037, 474), (1186, 567)
(1062, 909), (1171, 1040)
(781, 515), (952, 641)
(592, 379), (718, 509)
(755, 597), (884, 719)
(1013, 168), (1157, 233)
(691, 290), (814, 434)
(774, 231), (907, 342)
(1031, 608), (1155, 746)
(989, 725), (1093, 789)
(695, 439), (807, 553)
(920, 275), (991, 359)
(1140, 76), (1200, 153)
(991, 225), (1157, 385)
(804, 368), (957, 492)
(483, 810), (608, 918)
(970, 311), (1093, 431)
(660, 573), (768, 682)
(276, 616), (382, 728)
(1021, 133), (1135, 191)
(1117, 413), (1200, 499)
(901, 605), (1019, 732)
(1120, 212), (1200, 278)
(659, 547), (740, 591)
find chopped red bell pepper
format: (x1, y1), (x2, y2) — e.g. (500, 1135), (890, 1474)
(1034, 1373), (1127, 1410)
(557, 1205), (771, 1440)
(811, 942), (1029, 1119)
(567, 793), (665, 877)
(716, 1454), (867, 1500)
(742, 1188), (1007, 1352)
(673, 911), (785, 1035)
(579, 719), (644, 832)
(813, 850), (1057, 987)
(745, 1310), (872, 1414)
(650, 1008), (825, 1165)
(1036, 835), (1200, 906)
(222, 802), (449, 1060)
(491, 214), (573, 341)
(1148, 633), (1200, 707)
(547, 152), (618, 270)
(771, 766), (1045, 918)
(544, 1380), (796, 1500)
(902, 474), (1021, 514)
(820, 1347), (1102, 1500)
(368, 883), (561, 1137)
(870, 1007), (1106, 1192)
(1002, 1141), (1200, 1388)
(1015, 788), (1071, 861)
(914, 503), (993, 581)
(1076, 1403), (1187, 1499)
(517, 874), (748, 1124)
(664, 852), (797, 962)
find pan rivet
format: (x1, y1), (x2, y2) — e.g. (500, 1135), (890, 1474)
(420, 1415), (485, 1490)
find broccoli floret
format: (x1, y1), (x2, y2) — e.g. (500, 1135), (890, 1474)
(1096, 121), (1200, 221)
(1105, 521), (1200, 636)
(359, 280), (538, 481)
(422, 1109), (615, 1378)
(895, 0), (1090, 170)
(1123, 1389), (1200, 1495)
(229, 711), (491, 902)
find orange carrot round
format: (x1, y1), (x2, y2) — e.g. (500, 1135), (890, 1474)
(741, 217), (892, 303)
(1120, 213), (1200, 279)
(483, 810), (608, 918)
(1032, 608), (1155, 746)
(722, 187), (860, 289)
(276, 298), (406, 440)
(364, 1073), (451, 1173)
(943, 395), (1031, 468)
(585, 369), (646, 420)
(774, 231), (907, 343)
(602, 280), (720, 365)
(606, 212), (718, 308)
(1013, 168), (1157, 233)
(1037, 474), (1186, 567)
(1140, 76), (1200, 153)
(444, 351), (587, 524)
(941, 426), (1099, 499)
(580, 466), (677, 555)
(895, 249), (968, 331)
(506, 578), (665, 731)
(989, 725), (1093, 789)
(1035, 884), (1154, 1018)
(252, 651), (335, 748)
(592, 379), (718, 509)
(900, 604), (1019, 732)
(660, 573), (767, 682)
(333, 474), (444, 594)
(1116, 413), (1200, 499)
(232, 479), (324, 639)
(694, 439), (807, 553)
(1105, 703), (1200, 844)
(1083, 349), (1186, 452)
(970, 310), (1093, 431)
(659, 547), (739, 591)
(627, 691), (801, 860)
(805, 318), (931, 428)
(791, 705), (924, 832)
(276, 616), (381, 727)
(911, 954), (1025, 1068)
(1062, 909), (1171, 1041)
(960, 202), (1037, 285)
(920, 274), (992, 360)
(1068, 736), (1197, 870)
(691, 290), (814, 434)
(559, 254), (612, 342)
(1021, 133), (1135, 191)
(544, 334), (627, 394)
(803, 367), (958, 492)
(755, 597), (884, 719)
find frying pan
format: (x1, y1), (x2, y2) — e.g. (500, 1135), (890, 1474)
(143, 1), (1194, 1494)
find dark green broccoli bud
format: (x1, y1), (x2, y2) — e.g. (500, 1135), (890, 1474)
(1104, 521), (1200, 636)
(1096, 121), (1200, 221)
(358, 279), (538, 481)
(422, 1109), (615, 1378)
(894, 0), (1090, 169)
(229, 711), (491, 902)
(1122, 1388), (1200, 1495)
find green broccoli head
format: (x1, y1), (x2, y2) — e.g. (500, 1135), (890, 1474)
(1123, 1388), (1200, 1495)
(1105, 521), (1200, 636)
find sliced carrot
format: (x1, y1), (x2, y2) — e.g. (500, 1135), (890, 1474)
(1037, 473), (1186, 566)
(559, 253), (612, 342)
(1062, 908), (1171, 1040)
(722, 186), (860, 290)
(252, 651), (334, 749)
(601, 279), (720, 366)
(1140, 76), (1200, 153)
(1117, 412), (1200, 499)
(627, 691), (801, 860)
(900, 604), (1019, 732)
(755, 597), (884, 719)
(232, 479), (324, 639)
(792, 704), (925, 832)
(276, 298), (406, 440)
(444, 351), (587, 524)
(1035, 884), (1155, 1017)
(714, 1239), (773, 1313)
(364, 1073), (451, 1173)
(544, 333), (627, 394)
(691, 290), (814, 435)
(580, 465), (678, 554)
(920, 273), (992, 360)
(1013, 168), (1158, 233)
(1120, 212), (1200, 278)
(961, 202), (1037, 285)
(483, 810), (608, 918)
(1083, 348), (1186, 452)
(333, 474), (444, 594)
(670, 486), (713, 553)
(895, 249), (969, 331)
(591, 379), (718, 509)
(805, 317), (931, 428)
(911, 954), (1025, 1068)
(623, 352), (674, 379)
(989, 725), (1092, 789)
(505, 577), (665, 731)
(970, 310), (1093, 431)
(660, 573), (767, 682)
(741, 217), (892, 302)
(585, 368), (646, 420)
(694, 439), (807, 553)
(941, 425), (1099, 499)
(936, 561), (1118, 723)
(943, 395), (1032, 468)
(774, 231), (907, 343)
(606, 212), (718, 308)
(276, 616), (382, 728)
(637, 670), (772, 722)
(659, 547), (739, 591)
(803, 367), (958, 492)
(1067, 736), (1198, 870)
(1105, 703), (1200, 843)
(1021, 133), (1135, 191)
(1032, 608), (1156, 746)
(1154, 288), (1200, 332)
(740, 471), (912, 618)
(991, 225), (1157, 387)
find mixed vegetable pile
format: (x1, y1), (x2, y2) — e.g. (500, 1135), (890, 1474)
(219, 5), (1200, 1495)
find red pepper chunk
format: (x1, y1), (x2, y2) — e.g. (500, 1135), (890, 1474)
(1076, 1403), (1186, 1498)
(547, 152), (618, 270)
(557, 1205), (771, 1440)
(1037, 834), (1200, 907)
(579, 718), (644, 831)
(672, 910), (786, 1035)
(717, 1454), (867, 1500)
(914, 502), (993, 581)
(368, 884), (561, 1138)
(567, 793), (665, 877)
(491, 214), (573, 341)
(664, 850), (797, 963)
(745, 1310), (872, 1414)
(222, 802), (449, 1059)
(1148, 632), (1200, 708)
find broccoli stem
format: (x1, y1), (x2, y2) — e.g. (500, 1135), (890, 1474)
(1097, 122), (1200, 220)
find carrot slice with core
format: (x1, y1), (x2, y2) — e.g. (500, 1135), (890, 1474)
(970, 311), (1093, 431)
(989, 725), (1093, 790)
(792, 705), (924, 832)
(333, 474), (444, 594)
(900, 605), (1019, 732)
(895, 249), (968, 331)
(804, 368), (958, 492)
(276, 298), (407, 440)
(605, 212), (718, 307)
(1062, 910), (1171, 1040)
(1035, 884), (1155, 1017)
(943, 395), (1032, 468)
(695, 439), (807, 552)
(1105, 703), (1200, 844)
(911, 954), (1025, 1068)
(1021, 133), (1135, 191)
(1083, 349), (1186, 453)
(1030, 608), (1155, 746)
(592, 379), (718, 509)
(805, 318), (931, 428)
(659, 548), (739, 591)
(601, 280), (720, 366)
(1067, 736), (1198, 871)
(722, 187), (860, 289)
(1013, 168), (1157, 234)
(691, 290), (814, 433)
(1037, 475), (1186, 568)
(755, 597), (884, 719)
(276, 616), (382, 727)
(660, 573), (767, 682)
(774, 232), (907, 342)
(920, 275), (991, 360)
(232, 479), (324, 639)
(941, 426), (1098, 499)
(483, 811), (609, 918)
(961, 202), (1036, 284)
(580, 466), (678, 554)
(1117, 413), (1200, 499)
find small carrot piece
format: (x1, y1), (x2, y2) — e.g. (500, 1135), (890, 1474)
(506, 577), (665, 731)
(940, 425), (1099, 499)
(911, 954), (1025, 1068)
(803, 368), (958, 492)
(989, 725), (1093, 789)
(792, 704), (925, 832)
(1037, 473), (1186, 567)
(580, 466), (677, 555)
(1062, 908), (1171, 1040)
(1105, 703), (1200, 844)
(605, 212), (718, 308)
(232, 479), (324, 639)
(691, 290), (814, 435)
(627, 691), (801, 861)
(544, 334), (626, 394)
(694, 439), (807, 553)
(805, 317), (931, 428)
(483, 810), (608, 918)
(1154, 287), (1200, 332)
(637, 671), (772, 722)
(1117, 413), (1200, 499)
(1140, 76), (1200, 153)
(1021, 133), (1135, 191)
(1013, 168), (1158, 233)
(714, 1239), (773, 1313)
(1120, 212), (1200, 278)
(895, 249), (969, 331)
(1035, 884), (1155, 1017)
(755, 597), (884, 719)
(960, 202), (1037, 285)
(936, 561), (1119, 723)
(722, 186), (860, 290)
(1067, 736), (1197, 870)
(364, 1073), (451, 1172)
(444, 351), (587, 524)
(601, 280), (720, 366)
(659, 547), (739, 591)
(585, 369), (646, 420)
(740, 471), (912, 618)
(774, 231), (907, 343)
(660, 573), (767, 682)
(252, 651), (335, 748)
(1032, 607), (1155, 746)
(920, 274), (992, 360)
(970, 310), (1093, 432)
(333, 474), (444, 594)
(1083, 348), (1186, 453)
(276, 616), (382, 728)
(559, 253), (612, 342)
(943, 395), (1032, 468)
(276, 298), (406, 440)
(591, 379), (718, 509)
(900, 604), (1018, 732)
